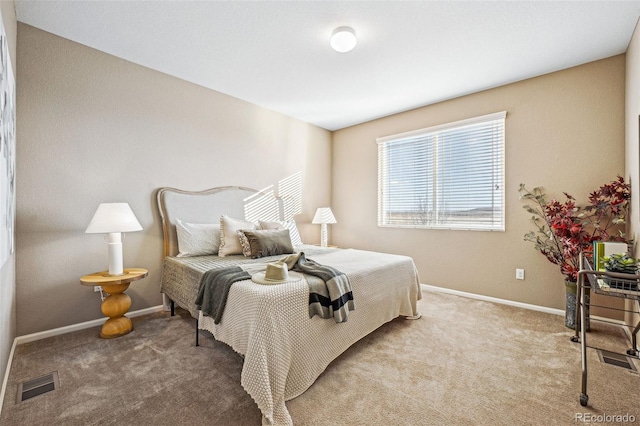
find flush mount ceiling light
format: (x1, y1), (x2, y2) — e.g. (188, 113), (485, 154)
(330, 26), (357, 53)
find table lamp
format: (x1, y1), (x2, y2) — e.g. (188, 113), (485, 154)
(312, 207), (337, 247)
(85, 203), (143, 276)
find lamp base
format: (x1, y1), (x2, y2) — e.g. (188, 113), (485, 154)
(108, 233), (124, 276)
(320, 224), (328, 247)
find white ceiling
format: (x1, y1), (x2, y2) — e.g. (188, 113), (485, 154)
(14, 1), (640, 131)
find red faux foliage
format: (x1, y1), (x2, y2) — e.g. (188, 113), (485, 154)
(520, 176), (631, 282)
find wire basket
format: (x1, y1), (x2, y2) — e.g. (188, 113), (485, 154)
(602, 276), (638, 291)
(595, 275), (640, 298)
(582, 257), (640, 299)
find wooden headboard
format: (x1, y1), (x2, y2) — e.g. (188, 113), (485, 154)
(156, 186), (265, 257)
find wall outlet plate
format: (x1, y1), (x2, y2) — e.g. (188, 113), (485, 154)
(94, 286), (102, 293)
(516, 269), (525, 280)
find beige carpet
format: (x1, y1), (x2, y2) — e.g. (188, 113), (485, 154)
(1, 289), (639, 426)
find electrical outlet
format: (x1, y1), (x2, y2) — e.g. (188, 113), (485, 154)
(94, 286), (102, 293)
(516, 269), (525, 280)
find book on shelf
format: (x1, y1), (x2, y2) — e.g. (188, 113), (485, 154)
(592, 241), (628, 271)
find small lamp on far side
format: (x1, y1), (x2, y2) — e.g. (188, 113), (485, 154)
(85, 203), (142, 276)
(312, 207), (337, 247)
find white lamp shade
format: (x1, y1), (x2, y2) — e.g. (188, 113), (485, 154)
(85, 203), (143, 234)
(330, 27), (357, 53)
(312, 207), (337, 224)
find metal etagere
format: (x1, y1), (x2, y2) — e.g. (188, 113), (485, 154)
(571, 253), (640, 407)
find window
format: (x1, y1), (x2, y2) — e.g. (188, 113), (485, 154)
(377, 111), (506, 231)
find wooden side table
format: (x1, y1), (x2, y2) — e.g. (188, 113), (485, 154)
(80, 268), (148, 338)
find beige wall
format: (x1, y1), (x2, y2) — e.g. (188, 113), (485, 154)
(625, 19), (640, 328)
(333, 55), (625, 311)
(9, 17), (634, 337)
(0, 0), (16, 399)
(15, 24), (332, 336)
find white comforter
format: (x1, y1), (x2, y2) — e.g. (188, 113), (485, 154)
(198, 248), (422, 425)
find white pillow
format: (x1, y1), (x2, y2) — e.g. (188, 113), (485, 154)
(219, 215), (256, 256)
(175, 219), (221, 257)
(259, 219), (303, 246)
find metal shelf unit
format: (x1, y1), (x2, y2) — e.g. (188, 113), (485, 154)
(571, 253), (640, 407)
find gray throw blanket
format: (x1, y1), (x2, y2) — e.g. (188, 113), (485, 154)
(281, 252), (355, 323)
(195, 253), (354, 324)
(195, 266), (250, 324)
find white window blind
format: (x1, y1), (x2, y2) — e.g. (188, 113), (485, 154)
(377, 111), (506, 231)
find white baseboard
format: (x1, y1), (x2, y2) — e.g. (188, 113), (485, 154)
(0, 305), (164, 416)
(422, 284), (632, 327)
(422, 284), (565, 316)
(14, 305), (164, 345)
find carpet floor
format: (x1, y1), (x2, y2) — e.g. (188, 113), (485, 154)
(1, 288), (639, 425)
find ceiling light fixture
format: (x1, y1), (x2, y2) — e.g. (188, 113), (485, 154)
(330, 26), (357, 53)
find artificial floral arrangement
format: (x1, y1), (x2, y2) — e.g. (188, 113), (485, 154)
(519, 176), (631, 283)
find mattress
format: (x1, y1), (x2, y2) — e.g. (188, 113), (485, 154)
(160, 244), (332, 317)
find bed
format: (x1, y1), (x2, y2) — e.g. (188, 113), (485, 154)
(157, 186), (422, 425)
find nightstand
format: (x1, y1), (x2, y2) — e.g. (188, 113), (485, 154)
(80, 268), (148, 338)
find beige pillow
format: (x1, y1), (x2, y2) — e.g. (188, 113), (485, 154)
(259, 220), (303, 246)
(175, 219), (220, 257)
(240, 229), (294, 259)
(218, 215), (256, 256)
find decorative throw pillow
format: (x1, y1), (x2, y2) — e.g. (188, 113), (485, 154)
(237, 229), (253, 257)
(240, 229), (294, 259)
(219, 215), (256, 256)
(175, 219), (220, 257)
(259, 220), (303, 246)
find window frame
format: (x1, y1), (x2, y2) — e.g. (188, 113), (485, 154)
(376, 111), (506, 232)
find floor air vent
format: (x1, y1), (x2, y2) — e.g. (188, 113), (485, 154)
(597, 350), (637, 372)
(16, 371), (59, 403)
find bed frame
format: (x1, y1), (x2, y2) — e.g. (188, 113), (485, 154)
(155, 186), (422, 425)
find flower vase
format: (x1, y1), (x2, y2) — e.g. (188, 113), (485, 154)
(564, 280), (590, 331)
(565, 280), (577, 329)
